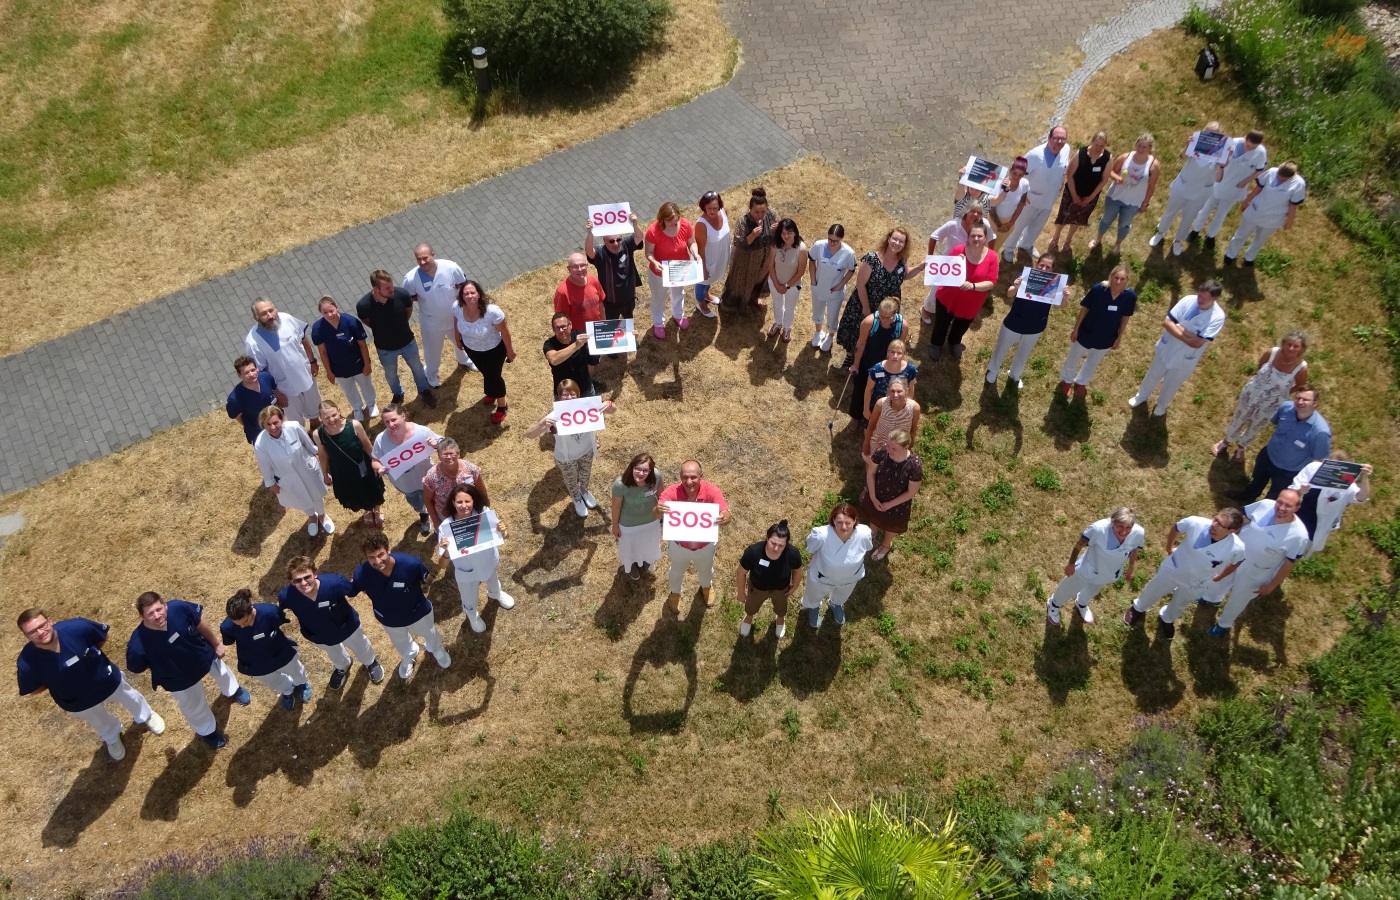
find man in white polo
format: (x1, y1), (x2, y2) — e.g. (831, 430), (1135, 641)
(1200, 490), (1310, 638)
(403, 243), (474, 388)
(1224, 162), (1307, 266)
(1190, 129), (1268, 252)
(245, 298), (321, 431)
(1123, 508), (1247, 640)
(1045, 507), (1144, 627)
(1002, 126), (1071, 263)
(1128, 280), (1227, 417)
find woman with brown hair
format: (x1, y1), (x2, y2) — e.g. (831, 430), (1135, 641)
(453, 279), (515, 425)
(610, 452), (665, 580)
(719, 187), (778, 312)
(644, 201), (700, 338)
(313, 399), (385, 528)
(837, 227), (925, 367)
(799, 502), (875, 627)
(860, 429), (923, 561)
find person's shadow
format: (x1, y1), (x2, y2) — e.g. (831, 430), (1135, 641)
(594, 567), (656, 641)
(717, 625), (781, 702)
(777, 613), (843, 699)
(1119, 623), (1185, 713)
(1034, 617), (1093, 705)
(42, 731), (146, 847)
(1237, 588), (1292, 671)
(427, 603), (497, 726)
(232, 487), (285, 557)
(1206, 452), (1248, 501)
(225, 695), (315, 806)
(1182, 604), (1237, 698)
(1121, 404), (1171, 467)
(1041, 394), (1091, 452)
(140, 702), (233, 820)
(620, 597), (705, 734)
(512, 474), (604, 601)
(782, 341), (842, 403)
(965, 378), (1024, 457)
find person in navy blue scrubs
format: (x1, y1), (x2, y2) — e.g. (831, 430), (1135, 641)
(219, 590), (312, 711)
(352, 532), (451, 679)
(278, 556), (384, 690)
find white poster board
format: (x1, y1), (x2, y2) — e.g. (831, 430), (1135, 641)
(1016, 268), (1068, 305)
(588, 202), (633, 237)
(923, 255), (967, 287)
(660, 502), (720, 543)
(586, 318), (636, 355)
(959, 155), (1006, 193)
(447, 513), (502, 559)
(552, 396), (606, 436)
(661, 259), (704, 287)
(375, 436), (435, 484)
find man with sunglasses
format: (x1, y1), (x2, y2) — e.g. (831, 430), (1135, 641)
(1122, 507), (1247, 639)
(584, 213), (646, 320)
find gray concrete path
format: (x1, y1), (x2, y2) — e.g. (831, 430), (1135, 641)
(0, 88), (802, 494)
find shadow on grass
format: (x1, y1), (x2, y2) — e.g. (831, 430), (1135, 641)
(1119, 621), (1185, 713)
(43, 732), (146, 847)
(232, 487), (286, 558)
(621, 597), (704, 734)
(1206, 450), (1249, 503)
(718, 625), (780, 703)
(1181, 602), (1237, 698)
(140, 701), (233, 821)
(1034, 617), (1093, 705)
(512, 472), (605, 601)
(1041, 393), (1091, 452)
(965, 378), (1024, 458)
(778, 613), (843, 699)
(594, 566), (656, 641)
(1120, 403), (1170, 467)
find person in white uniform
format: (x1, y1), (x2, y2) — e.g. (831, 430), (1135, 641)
(1147, 122), (1232, 256)
(801, 502), (875, 627)
(403, 243), (473, 386)
(436, 483), (515, 634)
(1289, 454), (1372, 557)
(1122, 508), (1247, 640)
(1128, 281), (1227, 416)
(807, 224), (858, 353)
(1224, 163), (1307, 266)
(1190, 130), (1267, 251)
(245, 299), (321, 430)
(1201, 492), (1310, 638)
(1045, 508), (1144, 626)
(253, 405), (333, 536)
(1002, 126), (1071, 262)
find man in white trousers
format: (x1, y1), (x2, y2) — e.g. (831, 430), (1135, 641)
(403, 243), (474, 387)
(1046, 507), (1144, 627)
(1200, 491), (1310, 638)
(352, 532), (451, 679)
(126, 593), (251, 750)
(655, 460), (731, 613)
(1224, 163), (1307, 267)
(245, 298), (322, 431)
(1002, 126), (1071, 262)
(1128, 281), (1226, 416)
(17, 609), (165, 761)
(1147, 121), (1232, 256)
(1123, 508), (1247, 640)
(277, 556), (385, 691)
(1190, 130), (1267, 252)
(219, 590), (313, 711)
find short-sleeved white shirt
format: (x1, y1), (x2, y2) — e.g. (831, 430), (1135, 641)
(806, 524), (874, 583)
(1173, 133), (1229, 194)
(453, 304), (505, 353)
(1215, 138), (1268, 196)
(1076, 518), (1145, 584)
(1239, 500), (1311, 575)
(993, 178), (1030, 219)
(403, 260), (467, 324)
(808, 240), (858, 295)
(372, 423), (442, 492)
(440, 508), (501, 575)
(1246, 168), (1307, 228)
(930, 218), (995, 255)
(1155, 294), (1226, 366)
(1289, 461), (1365, 553)
(1023, 142), (1072, 211)
(245, 313), (314, 395)
(1164, 516), (1247, 585)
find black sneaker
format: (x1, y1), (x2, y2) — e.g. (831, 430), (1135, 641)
(328, 667), (349, 691)
(1243, 259), (1254, 268)
(391, 393), (405, 405)
(1223, 255), (1236, 266)
(1187, 230), (1199, 242)
(367, 661), (385, 684)
(419, 388), (438, 408)
(201, 731), (229, 750)
(627, 564), (641, 582)
(1158, 618), (1176, 640)
(1203, 236), (1216, 252)
(1123, 607), (1145, 627)
(419, 513), (432, 537)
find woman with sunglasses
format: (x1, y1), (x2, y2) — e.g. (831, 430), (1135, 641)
(693, 191), (730, 319)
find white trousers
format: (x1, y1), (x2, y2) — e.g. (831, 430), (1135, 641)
(1048, 568), (1112, 609)
(334, 373), (379, 419)
(1209, 566), (1275, 629)
(310, 624), (377, 671)
(71, 675), (155, 745)
(667, 542), (717, 593)
(379, 610), (446, 678)
(769, 280), (800, 331)
(1155, 189), (1210, 244)
(168, 659), (242, 737)
(1225, 212), (1281, 262)
(988, 327), (1042, 382)
(1059, 342), (1110, 386)
(453, 565), (503, 613)
(1131, 350), (1201, 414)
(1131, 566), (1213, 624)
(800, 569), (860, 610)
(251, 655), (310, 696)
(420, 319), (471, 387)
(1005, 205), (1054, 253)
(1192, 195), (1242, 238)
(811, 289), (844, 332)
(647, 270), (686, 327)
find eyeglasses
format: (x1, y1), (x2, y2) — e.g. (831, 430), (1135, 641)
(21, 621), (48, 638)
(291, 573), (316, 584)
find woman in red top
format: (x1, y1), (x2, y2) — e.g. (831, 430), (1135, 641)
(643, 201), (700, 339)
(922, 224), (999, 361)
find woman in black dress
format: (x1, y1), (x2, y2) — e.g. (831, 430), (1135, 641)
(1048, 131), (1112, 256)
(313, 400), (386, 527)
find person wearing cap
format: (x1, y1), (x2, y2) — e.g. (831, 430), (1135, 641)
(278, 556), (384, 691)
(17, 609), (165, 761)
(219, 589), (313, 711)
(1224, 162), (1307, 266)
(1127, 281), (1227, 416)
(1190, 130), (1267, 252)
(1228, 387), (1330, 503)
(352, 532), (451, 679)
(586, 213), (646, 321)
(1002, 126), (1071, 262)
(656, 460), (730, 612)
(1123, 508), (1247, 639)
(1045, 508), (1144, 627)
(1199, 491), (1310, 638)
(126, 592), (250, 751)
(1146, 121), (1232, 257)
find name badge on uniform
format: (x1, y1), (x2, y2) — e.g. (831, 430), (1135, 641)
(253, 632), (266, 640)
(645, 490), (657, 497)
(758, 559), (771, 567)
(64, 656), (80, 667)
(393, 582), (405, 589)
(317, 601), (330, 608)
(168, 632), (180, 643)
(1107, 305), (1118, 311)
(1294, 439), (1307, 448)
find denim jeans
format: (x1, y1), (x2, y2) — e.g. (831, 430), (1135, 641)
(376, 339), (431, 396)
(1096, 196), (1141, 243)
(400, 488), (427, 514)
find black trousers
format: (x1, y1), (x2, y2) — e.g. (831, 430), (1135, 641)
(929, 300), (973, 348)
(1241, 445), (1301, 503)
(465, 341), (508, 400)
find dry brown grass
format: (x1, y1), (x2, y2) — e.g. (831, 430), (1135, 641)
(1, 33), (1397, 897)
(0, 0), (733, 355)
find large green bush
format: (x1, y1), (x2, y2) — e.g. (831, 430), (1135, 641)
(443, 0), (673, 99)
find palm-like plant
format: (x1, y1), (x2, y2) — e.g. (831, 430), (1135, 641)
(750, 799), (1012, 900)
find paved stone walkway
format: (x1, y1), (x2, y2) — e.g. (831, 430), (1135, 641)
(0, 88), (802, 494)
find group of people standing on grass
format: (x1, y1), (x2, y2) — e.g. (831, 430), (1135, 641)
(20, 117), (1376, 766)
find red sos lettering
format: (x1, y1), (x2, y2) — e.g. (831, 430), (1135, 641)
(931, 261), (962, 276)
(560, 408), (603, 426)
(591, 209), (628, 226)
(666, 509), (716, 528)
(385, 441), (426, 469)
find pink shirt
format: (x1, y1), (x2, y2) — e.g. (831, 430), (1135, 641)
(658, 480), (729, 550)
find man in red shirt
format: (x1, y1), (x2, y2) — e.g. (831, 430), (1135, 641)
(655, 460), (730, 612)
(553, 253), (607, 331)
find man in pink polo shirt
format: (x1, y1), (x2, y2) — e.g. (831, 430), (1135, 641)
(655, 459), (730, 612)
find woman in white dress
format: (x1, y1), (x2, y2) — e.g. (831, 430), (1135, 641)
(254, 405), (333, 536)
(800, 502), (875, 627)
(1213, 332), (1309, 462)
(693, 191), (730, 318)
(436, 483), (515, 634)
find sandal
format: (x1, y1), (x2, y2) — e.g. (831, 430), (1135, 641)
(767, 323), (780, 337)
(1211, 440), (1228, 456)
(871, 546), (890, 561)
(782, 330), (792, 342)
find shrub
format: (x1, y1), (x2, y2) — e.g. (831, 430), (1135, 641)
(443, 0), (673, 99)
(1296, 0), (1368, 18)
(120, 839), (324, 900)
(657, 838), (754, 900)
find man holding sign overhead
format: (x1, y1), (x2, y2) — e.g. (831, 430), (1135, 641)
(656, 460), (730, 613)
(586, 213), (645, 320)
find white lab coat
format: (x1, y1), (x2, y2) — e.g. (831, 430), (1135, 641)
(254, 421), (327, 516)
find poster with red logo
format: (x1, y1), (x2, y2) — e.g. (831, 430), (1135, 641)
(587, 318), (636, 355)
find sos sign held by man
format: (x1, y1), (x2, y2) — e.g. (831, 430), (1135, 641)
(661, 502), (721, 543)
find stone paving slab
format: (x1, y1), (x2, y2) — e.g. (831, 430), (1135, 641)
(0, 87), (802, 495)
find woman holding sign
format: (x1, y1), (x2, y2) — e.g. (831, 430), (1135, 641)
(924, 224), (999, 362)
(453, 280), (515, 425)
(987, 254), (1060, 389)
(719, 187), (778, 313)
(611, 453), (665, 581)
(644, 202), (700, 338)
(524, 379), (616, 518)
(1289, 453), (1372, 556)
(254, 405), (334, 536)
(860, 429), (923, 561)
(839, 228), (923, 367)
(437, 483), (514, 634)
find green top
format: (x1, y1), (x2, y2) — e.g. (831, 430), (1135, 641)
(611, 477), (662, 528)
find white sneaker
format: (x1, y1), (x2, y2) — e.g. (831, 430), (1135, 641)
(462, 358), (479, 372)
(432, 648), (452, 668)
(985, 369), (997, 385)
(1015, 378), (1025, 389)
(321, 516), (335, 535)
(811, 332), (822, 348)
(739, 620), (753, 636)
(775, 621), (787, 639)
(466, 610), (487, 633)
(143, 712), (166, 735)
(582, 490), (598, 509)
(1127, 395), (1144, 408)
(1046, 601), (1062, 627)
(368, 405), (380, 419)
(573, 498), (589, 518)
(820, 332), (834, 353)
(1148, 232), (1164, 248)
(1030, 246), (1042, 261)
(107, 738), (126, 761)
(1172, 241), (1186, 257)
(399, 649), (418, 679)
(1077, 605), (1096, 624)
(307, 520), (319, 537)
(494, 591), (516, 610)
(1002, 248), (1015, 263)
